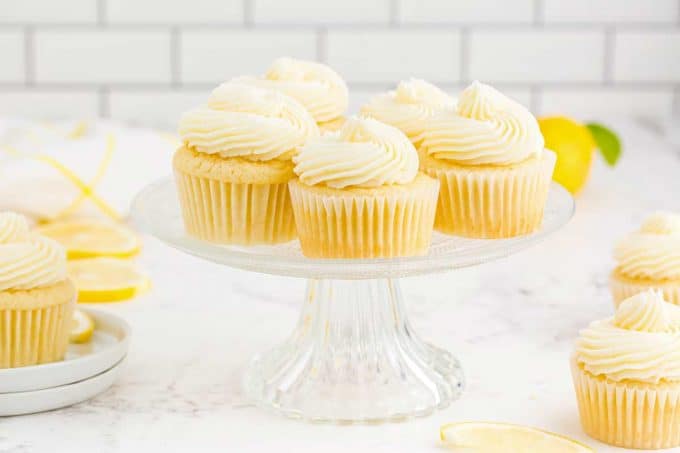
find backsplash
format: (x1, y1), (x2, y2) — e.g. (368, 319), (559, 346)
(0, 0), (679, 128)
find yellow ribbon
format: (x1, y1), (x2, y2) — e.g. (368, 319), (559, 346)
(1, 131), (121, 222)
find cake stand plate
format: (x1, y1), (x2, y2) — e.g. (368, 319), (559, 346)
(0, 358), (125, 416)
(131, 177), (574, 423)
(0, 309), (130, 393)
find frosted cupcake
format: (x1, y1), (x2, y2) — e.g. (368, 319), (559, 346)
(0, 212), (76, 368)
(611, 212), (680, 307)
(174, 82), (319, 244)
(289, 116), (439, 258)
(419, 81), (555, 238)
(235, 57), (348, 132)
(360, 78), (456, 148)
(571, 290), (680, 449)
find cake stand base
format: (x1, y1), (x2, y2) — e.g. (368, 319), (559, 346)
(243, 278), (464, 423)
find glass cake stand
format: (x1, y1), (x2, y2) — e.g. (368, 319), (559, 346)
(131, 178), (574, 423)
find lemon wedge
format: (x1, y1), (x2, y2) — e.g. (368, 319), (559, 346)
(440, 422), (594, 453)
(37, 220), (141, 259)
(70, 309), (95, 343)
(68, 257), (149, 303)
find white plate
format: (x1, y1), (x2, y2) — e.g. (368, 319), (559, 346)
(0, 308), (130, 393)
(0, 357), (125, 416)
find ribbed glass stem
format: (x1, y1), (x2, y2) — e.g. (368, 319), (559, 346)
(244, 278), (464, 423)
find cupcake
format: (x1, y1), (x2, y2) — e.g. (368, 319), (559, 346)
(611, 212), (680, 307)
(0, 212), (76, 368)
(419, 81), (556, 238)
(360, 78), (456, 148)
(289, 116), (439, 258)
(174, 82), (319, 245)
(571, 290), (680, 449)
(234, 57), (348, 132)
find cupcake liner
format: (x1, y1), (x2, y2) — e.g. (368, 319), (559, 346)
(0, 281), (76, 369)
(174, 167), (296, 245)
(571, 360), (680, 450)
(288, 176), (439, 258)
(422, 150), (556, 238)
(610, 271), (680, 307)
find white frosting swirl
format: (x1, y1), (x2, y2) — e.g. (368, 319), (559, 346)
(293, 116), (419, 189)
(178, 82), (319, 161)
(0, 212), (29, 244)
(574, 290), (680, 384)
(360, 79), (456, 145)
(234, 57), (348, 124)
(421, 81), (544, 165)
(0, 212), (67, 291)
(615, 212), (680, 280)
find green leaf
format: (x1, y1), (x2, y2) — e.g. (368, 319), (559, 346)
(586, 122), (622, 166)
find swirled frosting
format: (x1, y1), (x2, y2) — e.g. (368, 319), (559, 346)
(0, 212), (67, 291)
(421, 81), (544, 165)
(293, 116), (419, 189)
(360, 79), (456, 145)
(574, 290), (680, 384)
(614, 211), (680, 280)
(0, 212), (29, 244)
(234, 57), (348, 124)
(178, 82), (319, 161)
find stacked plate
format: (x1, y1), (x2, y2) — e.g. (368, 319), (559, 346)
(0, 309), (130, 416)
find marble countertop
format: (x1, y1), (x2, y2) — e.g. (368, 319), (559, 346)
(2, 118), (680, 452)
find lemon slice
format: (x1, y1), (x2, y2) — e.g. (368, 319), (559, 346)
(37, 220), (141, 259)
(68, 257), (149, 303)
(440, 422), (594, 453)
(70, 309), (95, 343)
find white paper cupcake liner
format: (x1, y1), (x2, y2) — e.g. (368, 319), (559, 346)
(571, 360), (680, 450)
(288, 176), (439, 258)
(175, 168), (296, 245)
(422, 150), (556, 238)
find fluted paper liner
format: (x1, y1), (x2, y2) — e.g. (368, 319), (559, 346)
(289, 176), (439, 258)
(0, 280), (76, 369)
(610, 271), (680, 307)
(174, 168), (296, 245)
(571, 359), (680, 450)
(422, 150), (556, 238)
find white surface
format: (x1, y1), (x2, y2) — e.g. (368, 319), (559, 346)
(0, 309), (130, 393)
(1, 118), (679, 452)
(0, 359), (125, 417)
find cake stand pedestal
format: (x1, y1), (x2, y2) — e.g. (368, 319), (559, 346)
(131, 178), (573, 423)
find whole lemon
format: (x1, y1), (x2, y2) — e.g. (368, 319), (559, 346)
(538, 116), (596, 194)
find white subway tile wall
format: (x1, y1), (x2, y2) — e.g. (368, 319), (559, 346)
(0, 0), (678, 127)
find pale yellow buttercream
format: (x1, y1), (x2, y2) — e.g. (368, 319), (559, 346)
(0, 212), (67, 291)
(614, 212), (680, 281)
(293, 116), (419, 189)
(234, 57), (348, 124)
(574, 290), (680, 384)
(178, 82), (319, 162)
(360, 79), (456, 145)
(421, 81), (544, 165)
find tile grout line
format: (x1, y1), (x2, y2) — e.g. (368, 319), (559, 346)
(1, 23), (678, 30)
(243, 0), (253, 27)
(316, 27), (327, 63)
(24, 26), (34, 86)
(97, 0), (106, 25)
(603, 26), (615, 85)
(459, 27), (469, 84)
(390, 0), (400, 26)
(533, 0), (544, 26)
(98, 87), (109, 118)
(530, 86), (541, 113)
(170, 26), (181, 87)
